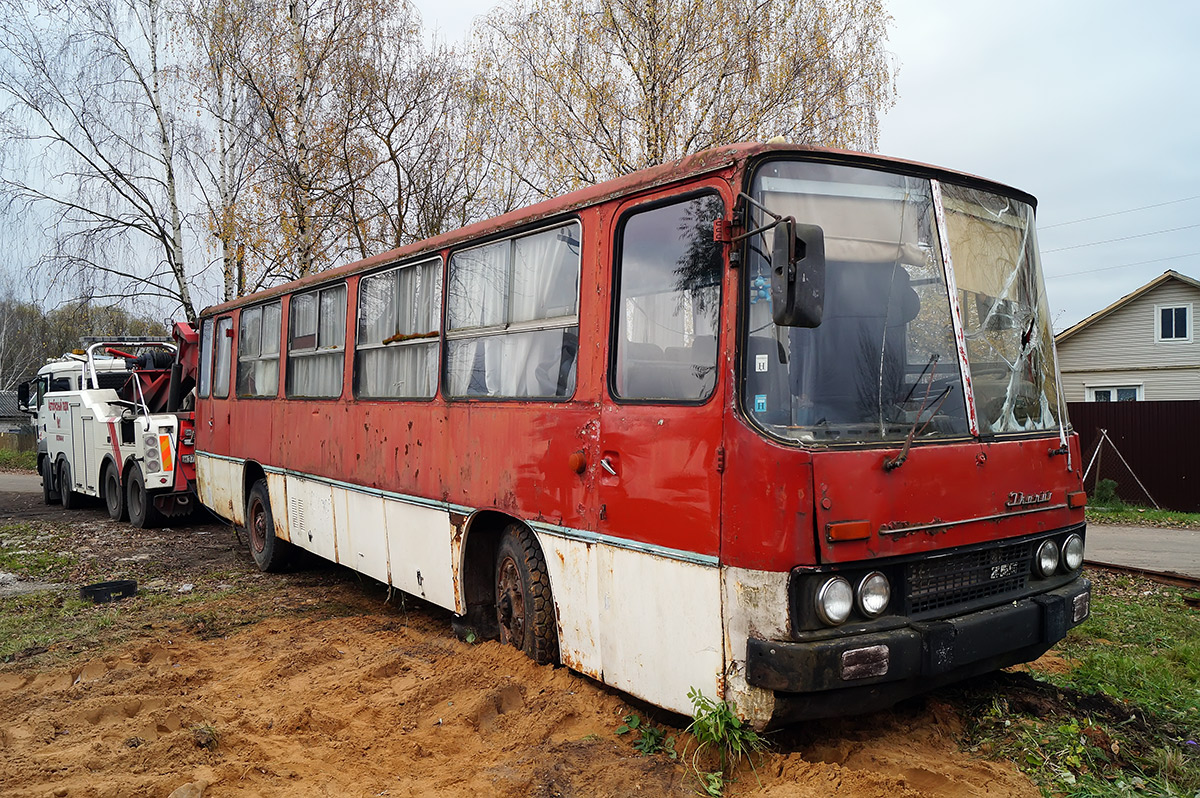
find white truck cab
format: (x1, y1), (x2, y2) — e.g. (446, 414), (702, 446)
(19, 337), (197, 527)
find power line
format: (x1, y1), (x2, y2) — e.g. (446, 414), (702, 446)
(1041, 223), (1200, 253)
(1039, 195), (1200, 230)
(1045, 251), (1200, 280)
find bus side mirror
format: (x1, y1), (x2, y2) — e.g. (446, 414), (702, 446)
(17, 382), (31, 413)
(770, 219), (825, 327)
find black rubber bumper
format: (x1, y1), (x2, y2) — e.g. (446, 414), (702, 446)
(746, 577), (1090, 723)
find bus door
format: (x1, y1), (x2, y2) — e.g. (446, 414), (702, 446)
(599, 189), (728, 558)
(204, 315), (234, 454)
(590, 189), (729, 706)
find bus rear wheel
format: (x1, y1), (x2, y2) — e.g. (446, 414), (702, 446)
(246, 480), (291, 572)
(59, 461), (81, 510)
(127, 465), (163, 528)
(103, 463), (127, 522)
(41, 458), (60, 505)
(495, 525), (558, 665)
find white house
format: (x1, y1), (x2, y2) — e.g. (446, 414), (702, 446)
(1055, 270), (1200, 402)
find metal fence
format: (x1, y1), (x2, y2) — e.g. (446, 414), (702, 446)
(1067, 400), (1200, 512)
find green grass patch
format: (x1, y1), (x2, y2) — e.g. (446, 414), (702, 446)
(1086, 505), (1200, 529)
(0, 449), (37, 472)
(956, 571), (1200, 797)
(0, 585), (278, 665)
(0, 523), (74, 581)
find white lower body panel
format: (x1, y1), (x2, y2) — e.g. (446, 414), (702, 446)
(196, 452), (734, 721)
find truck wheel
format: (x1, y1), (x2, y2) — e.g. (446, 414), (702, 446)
(246, 479), (291, 572)
(495, 524), (558, 665)
(59, 461), (81, 510)
(126, 465), (163, 529)
(41, 458), (60, 505)
(103, 463), (127, 522)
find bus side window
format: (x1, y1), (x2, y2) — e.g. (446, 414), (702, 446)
(356, 258), (441, 399)
(198, 318), (214, 398)
(446, 222), (580, 399)
(287, 285), (347, 399)
(237, 301), (282, 397)
(612, 193), (724, 402)
(213, 317), (234, 398)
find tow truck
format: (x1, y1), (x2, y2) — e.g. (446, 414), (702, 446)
(17, 324), (200, 527)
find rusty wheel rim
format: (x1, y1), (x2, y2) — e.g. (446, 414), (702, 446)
(250, 500), (267, 554)
(496, 555), (525, 647)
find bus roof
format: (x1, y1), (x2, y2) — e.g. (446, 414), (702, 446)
(200, 141), (1036, 317)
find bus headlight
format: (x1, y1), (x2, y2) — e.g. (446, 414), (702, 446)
(857, 572), (891, 618)
(1035, 539), (1060, 577)
(815, 576), (853, 626)
(1061, 534), (1084, 571)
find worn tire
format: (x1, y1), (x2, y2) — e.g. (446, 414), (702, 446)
(126, 465), (163, 529)
(495, 524), (558, 665)
(246, 480), (291, 572)
(103, 463), (127, 522)
(41, 458), (59, 505)
(59, 461), (81, 510)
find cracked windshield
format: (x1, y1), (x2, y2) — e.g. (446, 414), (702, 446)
(940, 183), (1061, 434)
(742, 160), (1057, 444)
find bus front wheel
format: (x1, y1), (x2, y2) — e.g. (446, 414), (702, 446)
(246, 480), (291, 572)
(495, 525), (558, 665)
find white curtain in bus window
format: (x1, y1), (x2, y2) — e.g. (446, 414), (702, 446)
(940, 184), (1059, 433)
(198, 318), (214, 398)
(446, 222), (580, 398)
(213, 317), (234, 398)
(356, 258), (442, 398)
(613, 194), (723, 401)
(287, 285), (347, 398)
(237, 301), (281, 397)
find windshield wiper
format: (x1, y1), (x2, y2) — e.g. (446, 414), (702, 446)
(884, 355), (952, 471)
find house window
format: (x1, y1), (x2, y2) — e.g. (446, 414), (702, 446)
(1156, 304), (1191, 342)
(1088, 385), (1141, 402)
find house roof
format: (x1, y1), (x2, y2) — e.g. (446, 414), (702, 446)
(0, 391), (20, 418)
(1055, 269), (1200, 345)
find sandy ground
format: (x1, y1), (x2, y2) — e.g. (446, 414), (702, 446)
(0, 477), (1041, 798)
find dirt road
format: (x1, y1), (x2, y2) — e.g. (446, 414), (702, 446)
(0, 478), (1039, 797)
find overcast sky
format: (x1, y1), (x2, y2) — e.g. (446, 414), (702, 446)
(412, 0), (1200, 331)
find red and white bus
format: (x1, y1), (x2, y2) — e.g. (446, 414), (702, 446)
(192, 142), (1089, 727)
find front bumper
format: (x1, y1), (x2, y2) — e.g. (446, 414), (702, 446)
(746, 577), (1090, 723)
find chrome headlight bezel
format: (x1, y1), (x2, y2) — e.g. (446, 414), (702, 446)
(1061, 533), (1085, 571)
(856, 571), (891, 618)
(1036, 539), (1060, 578)
(815, 576), (854, 626)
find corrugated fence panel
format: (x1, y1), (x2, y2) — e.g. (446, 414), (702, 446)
(1067, 401), (1200, 512)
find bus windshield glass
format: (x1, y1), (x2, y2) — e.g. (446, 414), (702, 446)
(742, 160), (1059, 444)
(940, 183), (1060, 434)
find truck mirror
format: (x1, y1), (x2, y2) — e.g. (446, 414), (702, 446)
(770, 219), (825, 327)
(17, 382), (30, 413)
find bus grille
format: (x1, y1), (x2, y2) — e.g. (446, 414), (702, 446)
(904, 541), (1031, 615)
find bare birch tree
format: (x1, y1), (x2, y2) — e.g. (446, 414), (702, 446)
(0, 0), (198, 321)
(184, 0), (267, 302)
(473, 0), (895, 198)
